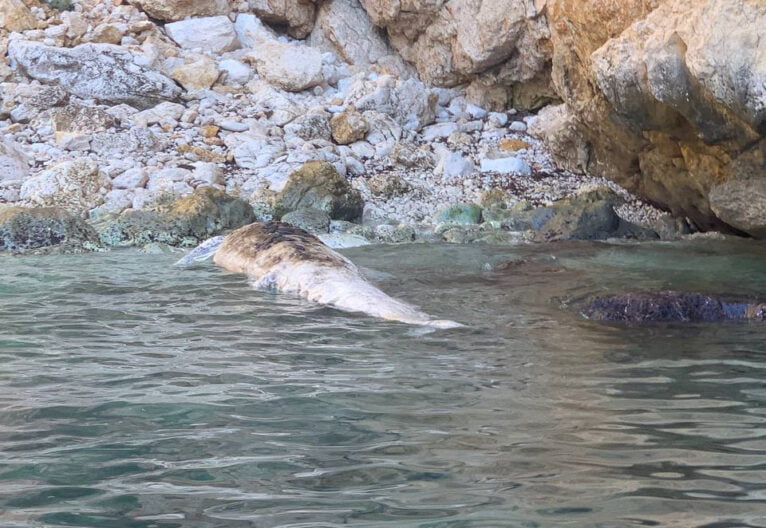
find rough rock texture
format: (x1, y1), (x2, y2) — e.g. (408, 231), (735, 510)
(0, 0), (37, 32)
(583, 292), (766, 323)
(0, 138), (28, 183)
(128, 0), (230, 21)
(542, 0), (766, 236)
(358, 0), (554, 108)
(8, 41), (181, 109)
(310, 0), (407, 74)
(246, 39), (323, 92)
(330, 107), (368, 144)
(19, 160), (110, 213)
(249, 0), (317, 39)
(273, 161), (364, 221)
(709, 177), (766, 238)
(524, 189), (657, 241)
(0, 205), (101, 254)
(97, 187), (256, 247)
(165, 16), (239, 54)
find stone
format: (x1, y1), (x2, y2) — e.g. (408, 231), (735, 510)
(230, 134), (285, 170)
(543, 0), (766, 234)
(89, 24), (126, 45)
(310, 0), (405, 73)
(51, 104), (116, 135)
(273, 160), (364, 221)
(480, 157), (532, 175)
(246, 80), (304, 125)
(421, 122), (459, 141)
(281, 207), (332, 234)
(165, 16), (239, 54)
(248, 0), (317, 39)
(346, 76), (437, 131)
(97, 187), (255, 247)
(113, 168), (148, 189)
(284, 110), (332, 142)
(435, 150), (475, 179)
(582, 292), (766, 323)
(330, 107), (368, 145)
(218, 59), (252, 85)
(0, 205), (101, 254)
(128, 0), (230, 21)
(8, 41), (181, 109)
(0, 0), (36, 32)
(1, 83), (70, 123)
(247, 39), (323, 92)
(132, 101), (185, 127)
(234, 13), (276, 48)
(20, 160), (111, 213)
(0, 138), (29, 184)
(527, 189), (658, 242)
(709, 178), (766, 238)
(171, 55), (221, 92)
(357, 0), (552, 101)
(498, 137), (531, 152)
(433, 203), (483, 225)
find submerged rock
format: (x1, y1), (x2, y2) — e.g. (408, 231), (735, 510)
(0, 206), (101, 254)
(273, 161), (364, 221)
(583, 292), (766, 323)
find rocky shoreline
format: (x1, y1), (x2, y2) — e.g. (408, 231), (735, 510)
(0, 0), (756, 255)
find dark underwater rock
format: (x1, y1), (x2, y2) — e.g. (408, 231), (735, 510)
(583, 292), (766, 323)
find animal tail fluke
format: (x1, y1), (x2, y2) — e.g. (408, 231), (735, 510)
(175, 235), (226, 267)
(425, 319), (463, 329)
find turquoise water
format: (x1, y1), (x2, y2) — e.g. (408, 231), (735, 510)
(1, 240), (766, 527)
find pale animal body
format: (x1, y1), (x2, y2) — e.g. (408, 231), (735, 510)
(178, 221), (460, 328)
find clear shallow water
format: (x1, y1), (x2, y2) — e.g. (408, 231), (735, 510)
(1, 239), (766, 528)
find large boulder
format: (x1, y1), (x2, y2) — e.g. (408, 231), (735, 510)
(541, 0), (766, 236)
(582, 292), (766, 323)
(524, 189), (658, 241)
(0, 138), (29, 184)
(309, 0), (408, 74)
(20, 160), (111, 213)
(0, 206), (101, 254)
(128, 0), (230, 21)
(8, 41), (181, 109)
(248, 0), (318, 39)
(0, 0), (36, 32)
(97, 187), (256, 247)
(246, 39), (323, 92)
(357, 0), (553, 108)
(165, 16), (240, 54)
(272, 161), (364, 221)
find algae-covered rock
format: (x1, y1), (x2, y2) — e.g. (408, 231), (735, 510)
(281, 207), (331, 234)
(0, 205), (101, 254)
(273, 161), (364, 221)
(97, 187), (255, 247)
(526, 189), (658, 242)
(433, 203), (483, 225)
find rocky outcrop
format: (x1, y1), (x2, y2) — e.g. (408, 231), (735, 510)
(358, 0), (554, 109)
(8, 41), (181, 109)
(128, 0), (230, 21)
(541, 0), (766, 236)
(249, 0), (317, 39)
(0, 206), (101, 254)
(246, 39), (324, 92)
(0, 0), (37, 33)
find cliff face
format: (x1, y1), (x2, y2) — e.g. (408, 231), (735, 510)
(354, 0), (766, 236)
(537, 0), (766, 236)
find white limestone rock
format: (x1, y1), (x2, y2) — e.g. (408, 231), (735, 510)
(20, 159), (111, 212)
(8, 41), (181, 110)
(479, 156), (532, 175)
(0, 138), (29, 184)
(165, 16), (240, 54)
(246, 40), (323, 92)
